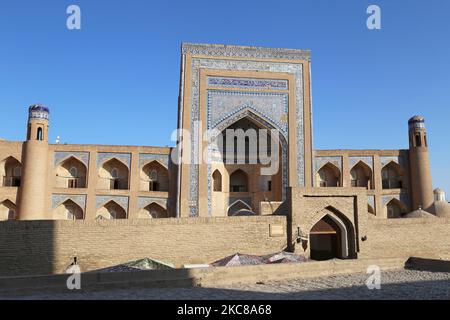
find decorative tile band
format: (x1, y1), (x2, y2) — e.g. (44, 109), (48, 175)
(138, 197), (168, 209)
(52, 194), (86, 210)
(207, 76), (288, 90)
(54, 151), (90, 168)
(97, 153), (132, 169)
(139, 153), (170, 168)
(95, 195), (129, 212)
(182, 43), (311, 61)
(380, 156), (406, 169)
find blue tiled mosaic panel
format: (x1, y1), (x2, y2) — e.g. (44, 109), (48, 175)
(54, 151), (90, 168)
(52, 194), (86, 210)
(97, 153), (132, 169)
(95, 195), (129, 212)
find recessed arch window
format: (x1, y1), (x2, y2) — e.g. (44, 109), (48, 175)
(317, 163), (341, 187)
(212, 170), (222, 192)
(415, 134), (421, 147)
(350, 161), (372, 189)
(230, 169), (249, 192)
(2, 157), (22, 187)
(382, 162), (403, 189)
(37, 127), (43, 141)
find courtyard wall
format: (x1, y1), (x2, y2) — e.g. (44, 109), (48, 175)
(0, 216), (287, 277)
(1, 214), (450, 277)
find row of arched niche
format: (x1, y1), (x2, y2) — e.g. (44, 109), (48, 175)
(0, 155), (170, 192)
(316, 160), (404, 190)
(0, 197), (168, 221)
(51, 199), (168, 221)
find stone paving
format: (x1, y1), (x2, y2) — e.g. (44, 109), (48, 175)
(2, 270), (450, 300)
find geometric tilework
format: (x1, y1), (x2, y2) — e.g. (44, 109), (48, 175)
(381, 193), (410, 209)
(314, 156), (343, 172)
(181, 43), (311, 61)
(97, 153), (132, 169)
(54, 151), (90, 168)
(380, 156), (406, 169)
(52, 194), (86, 210)
(349, 156), (374, 171)
(139, 154), (170, 168)
(138, 197), (168, 210)
(207, 90), (289, 138)
(95, 196), (129, 212)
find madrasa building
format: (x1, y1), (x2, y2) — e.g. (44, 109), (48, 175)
(1, 43), (449, 262)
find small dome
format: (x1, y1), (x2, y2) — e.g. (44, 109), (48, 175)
(408, 115), (425, 130)
(402, 209), (435, 219)
(408, 115), (425, 123)
(434, 188), (446, 202)
(29, 104), (50, 113)
(28, 104), (50, 121)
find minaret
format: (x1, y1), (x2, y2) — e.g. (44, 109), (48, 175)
(18, 105), (50, 220)
(408, 116), (434, 211)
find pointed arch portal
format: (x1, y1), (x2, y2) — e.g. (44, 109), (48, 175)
(309, 207), (355, 261)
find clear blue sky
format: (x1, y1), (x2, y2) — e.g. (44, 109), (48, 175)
(0, 0), (449, 195)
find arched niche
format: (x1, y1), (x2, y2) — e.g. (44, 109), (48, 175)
(56, 156), (87, 188)
(317, 162), (341, 187)
(98, 158), (129, 190)
(140, 161), (169, 192)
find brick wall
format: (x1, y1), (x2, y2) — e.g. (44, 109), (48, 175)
(0, 216), (287, 277)
(1, 213), (450, 278)
(367, 218), (450, 259)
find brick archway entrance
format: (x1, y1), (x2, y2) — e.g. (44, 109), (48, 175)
(310, 215), (342, 261)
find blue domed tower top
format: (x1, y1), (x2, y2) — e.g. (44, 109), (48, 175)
(408, 115), (425, 130)
(28, 104), (50, 121)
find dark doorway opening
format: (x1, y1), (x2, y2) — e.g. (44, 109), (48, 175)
(310, 215), (342, 261)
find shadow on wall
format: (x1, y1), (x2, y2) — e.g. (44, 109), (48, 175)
(0, 220), (55, 277)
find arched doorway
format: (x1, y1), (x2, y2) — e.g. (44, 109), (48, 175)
(309, 208), (355, 261)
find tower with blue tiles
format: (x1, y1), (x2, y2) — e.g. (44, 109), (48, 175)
(18, 105), (50, 220)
